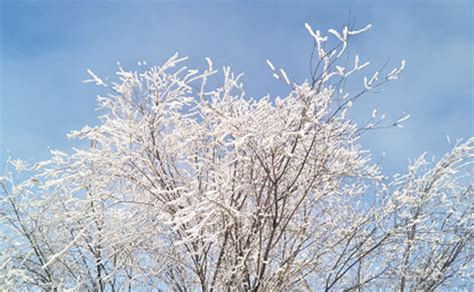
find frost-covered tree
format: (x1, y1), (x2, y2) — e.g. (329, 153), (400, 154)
(1, 23), (472, 291)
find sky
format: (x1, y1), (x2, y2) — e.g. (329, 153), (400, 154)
(1, 0), (473, 176)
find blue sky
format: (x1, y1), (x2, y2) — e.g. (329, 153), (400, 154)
(1, 0), (472, 175)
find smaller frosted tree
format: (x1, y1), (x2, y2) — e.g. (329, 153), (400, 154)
(377, 140), (473, 290)
(1, 22), (472, 291)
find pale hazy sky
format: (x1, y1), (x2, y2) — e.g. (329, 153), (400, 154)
(1, 0), (473, 175)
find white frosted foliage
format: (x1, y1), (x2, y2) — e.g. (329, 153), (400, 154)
(1, 23), (471, 291)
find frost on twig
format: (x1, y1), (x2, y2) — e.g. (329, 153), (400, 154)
(83, 69), (108, 87)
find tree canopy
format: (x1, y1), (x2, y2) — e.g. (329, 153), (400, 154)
(1, 23), (472, 291)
